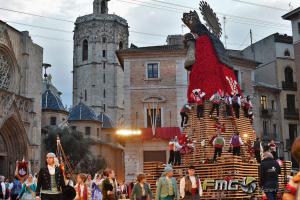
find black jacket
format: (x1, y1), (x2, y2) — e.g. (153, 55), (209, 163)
(102, 178), (117, 200)
(259, 157), (281, 189)
(36, 167), (65, 196)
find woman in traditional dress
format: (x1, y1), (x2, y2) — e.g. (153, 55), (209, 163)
(91, 174), (102, 200)
(17, 174), (36, 200)
(74, 173), (91, 200)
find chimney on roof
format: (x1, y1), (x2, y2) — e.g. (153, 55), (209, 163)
(166, 35), (184, 46)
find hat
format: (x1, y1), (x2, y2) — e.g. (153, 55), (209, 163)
(292, 136), (300, 163)
(164, 164), (173, 173)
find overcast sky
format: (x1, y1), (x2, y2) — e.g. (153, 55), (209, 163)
(0, 0), (298, 107)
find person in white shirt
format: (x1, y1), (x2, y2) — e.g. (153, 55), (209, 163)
(180, 166), (203, 200)
(209, 91), (221, 118)
(0, 175), (7, 199)
(174, 138), (182, 166)
(224, 93), (232, 117)
(74, 173), (91, 200)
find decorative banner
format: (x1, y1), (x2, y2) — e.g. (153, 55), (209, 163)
(15, 159), (29, 182)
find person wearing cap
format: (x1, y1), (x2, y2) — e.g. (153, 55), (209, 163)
(155, 165), (178, 200)
(179, 166), (202, 200)
(282, 136), (300, 200)
(35, 152), (65, 200)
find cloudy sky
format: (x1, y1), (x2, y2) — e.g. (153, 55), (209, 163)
(0, 0), (297, 106)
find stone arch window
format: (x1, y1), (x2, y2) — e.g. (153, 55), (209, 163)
(102, 36), (107, 43)
(82, 39), (88, 61)
(285, 66), (294, 84)
(284, 49), (290, 57)
(0, 52), (12, 90)
(119, 41), (123, 50)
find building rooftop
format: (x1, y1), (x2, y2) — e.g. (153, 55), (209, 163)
(68, 102), (100, 122)
(42, 88), (66, 112)
(116, 44), (185, 68)
(97, 113), (114, 128)
(118, 44), (184, 53)
(282, 7), (300, 20)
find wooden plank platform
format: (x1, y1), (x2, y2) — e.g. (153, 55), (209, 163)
(143, 101), (291, 199)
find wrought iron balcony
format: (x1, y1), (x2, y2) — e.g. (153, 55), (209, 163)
(282, 81), (297, 91)
(262, 134), (281, 142)
(284, 108), (299, 120)
(260, 108), (273, 118)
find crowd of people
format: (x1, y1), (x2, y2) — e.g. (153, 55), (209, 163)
(0, 153), (143, 200)
(180, 89), (254, 128)
(168, 135), (195, 166)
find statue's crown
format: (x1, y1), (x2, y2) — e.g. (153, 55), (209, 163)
(182, 11), (201, 30)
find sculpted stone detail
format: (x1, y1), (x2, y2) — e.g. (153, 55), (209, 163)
(0, 53), (12, 90)
(0, 89), (33, 122)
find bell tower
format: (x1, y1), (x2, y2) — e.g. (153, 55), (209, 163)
(93, 0), (110, 15)
(73, 0), (128, 127)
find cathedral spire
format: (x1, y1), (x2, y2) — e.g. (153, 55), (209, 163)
(93, 0), (110, 15)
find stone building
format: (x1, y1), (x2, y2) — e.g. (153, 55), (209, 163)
(73, 0), (128, 126)
(116, 35), (259, 181)
(41, 76), (69, 161)
(241, 33), (298, 165)
(68, 102), (124, 180)
(116, 36), (186, 181)
(0, 20), (43, 176)
(40, 73), (124, 180)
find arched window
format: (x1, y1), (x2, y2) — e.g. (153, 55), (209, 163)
(82, 39), (88, 61)
(285, 67), (294, 83)
(284, 49), (290, 57)
(102, 37), (107, 43)
(119, 41), (123, 50)
(101, 1), (106, 14)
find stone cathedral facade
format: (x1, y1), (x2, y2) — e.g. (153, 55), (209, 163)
(0, 21), (43, 176)
(73, 0), (129, 126)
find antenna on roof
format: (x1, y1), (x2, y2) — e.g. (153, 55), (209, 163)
(288, 2), (294, 11)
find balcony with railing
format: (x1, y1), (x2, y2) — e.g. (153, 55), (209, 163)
(260, 108), (273, 118)
(282, 81), (297, 91)
(284, 108), (299, 120)
(262, 133), (281, 142)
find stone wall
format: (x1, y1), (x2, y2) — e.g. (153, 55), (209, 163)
(124, 138), (168, 182)
(123, 56), (186, 128)
(0, 21), (43, 175)
(73, 13), (129, 126)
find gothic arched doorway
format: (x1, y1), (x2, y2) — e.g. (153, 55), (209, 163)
(0, 116), (28, 177)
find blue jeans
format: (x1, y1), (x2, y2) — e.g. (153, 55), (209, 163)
(265, 192), (277, 200)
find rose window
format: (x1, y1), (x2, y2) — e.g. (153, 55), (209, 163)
(0, 53), (11, 90)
